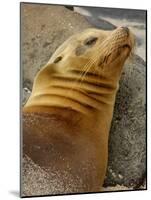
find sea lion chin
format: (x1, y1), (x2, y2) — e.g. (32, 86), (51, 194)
(23, 27), (135, 194)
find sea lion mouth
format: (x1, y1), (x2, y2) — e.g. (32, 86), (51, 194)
(121, 44), (131, 50)
(98, 43), (132, 67)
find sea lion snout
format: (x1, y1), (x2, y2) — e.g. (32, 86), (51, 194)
(97, 26), (134, 70)
(115, 26), (134, 49)
(119, 26), (129, 36)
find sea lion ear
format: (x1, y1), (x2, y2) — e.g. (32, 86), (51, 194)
(53, 56), (63, 63)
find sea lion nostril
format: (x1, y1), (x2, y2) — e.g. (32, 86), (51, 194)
(120, 26), (129, 36)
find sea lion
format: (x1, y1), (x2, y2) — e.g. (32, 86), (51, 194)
(23, 27), (135, 195)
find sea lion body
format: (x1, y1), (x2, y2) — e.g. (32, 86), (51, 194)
(23, 27), (134, 194)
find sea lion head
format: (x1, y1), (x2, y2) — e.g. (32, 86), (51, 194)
(48, 27), (135, 80)
(24, 27), (135, 113)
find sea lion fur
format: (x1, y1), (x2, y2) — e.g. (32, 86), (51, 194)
(23, 27), (135, 194)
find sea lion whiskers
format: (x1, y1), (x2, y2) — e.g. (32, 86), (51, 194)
(67, 43), (116, 93)
(68, 57), (99, 92)
(66, 48), (99, 92)
(76, 28), (128, 74)
(68, 37), (109, 87)
(67, 28), (133, 98)
(75, 42), (112, 86)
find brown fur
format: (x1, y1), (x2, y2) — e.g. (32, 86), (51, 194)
(23, 27), (135, 194)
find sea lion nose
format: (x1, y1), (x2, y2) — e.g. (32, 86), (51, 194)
(120, 26), (129, 36)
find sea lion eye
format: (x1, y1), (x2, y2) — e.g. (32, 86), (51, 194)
(84, 36), (98, 46)
(54, 56), (62, 63)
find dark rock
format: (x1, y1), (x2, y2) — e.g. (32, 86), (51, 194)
(74, 7), (146, 23)
(65, 6), (74, 11)
(23, 79), (32, 90)
(104, 55), (146, 188)
(85, 16), (116, 30)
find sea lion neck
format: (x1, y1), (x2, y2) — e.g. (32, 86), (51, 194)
(24, 70), (118, 116)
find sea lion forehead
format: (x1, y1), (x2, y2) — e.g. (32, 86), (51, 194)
(77, 28), (109, 41)
(54, 28), (111, 53)
(81, 28), (110, 35)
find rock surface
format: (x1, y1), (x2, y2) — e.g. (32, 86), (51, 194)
(21, 3), (146, 196)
